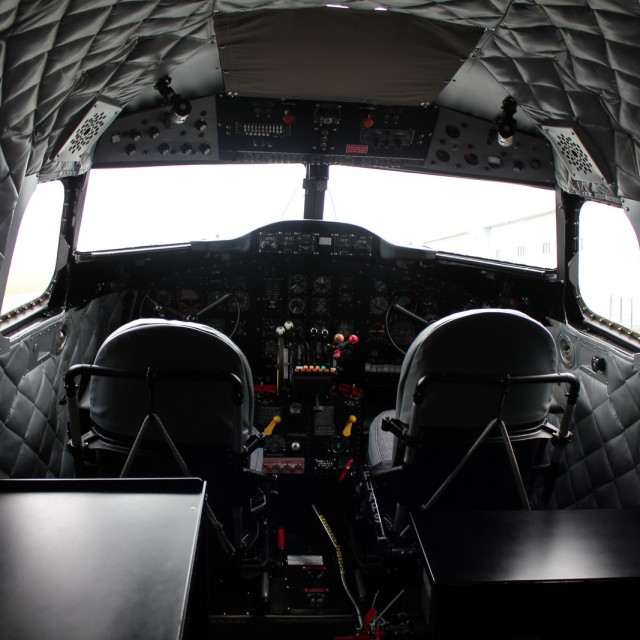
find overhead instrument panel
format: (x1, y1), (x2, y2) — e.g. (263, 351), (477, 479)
(424, 105), (555, 183)
(92, 93), (555, 184)
(216, 94), (436, 167)
(93, 96), (219, 164)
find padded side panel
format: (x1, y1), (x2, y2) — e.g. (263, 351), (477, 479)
(545, 321), (640, 508)
(0, 293), (124, 479)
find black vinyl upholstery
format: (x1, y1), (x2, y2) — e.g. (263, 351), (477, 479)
(369, 308), (558, 469)
(367, 309), (561, 515)
(89, 318), (255, 453)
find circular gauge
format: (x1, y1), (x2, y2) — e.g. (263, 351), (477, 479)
(264, 435), (286, 455)
(177, 287), (203, 310)
(288, 274), (307, 294)
(340, 276), (354, 290)
(389, 319), (417, 348)
(396, 293), (417, 313)
(150, 289), (172, 307)
(312, 297), (329, 315)
(143, 289), (173, 316)
(235, 290), (250, 312)
(206, 289), (231, 311)
(313, 275), (331, 294)
(373, 279), (387, 292)
(369, 295), (389, 315)
(288, 297), (305, 315)
(332, 437), (347, 454)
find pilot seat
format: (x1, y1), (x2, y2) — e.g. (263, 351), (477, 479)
(64, 318), (268, 563)
(362, 308), (579, 541)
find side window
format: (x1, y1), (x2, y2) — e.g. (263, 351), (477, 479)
(579, 200), (640, 334)
(1, 181), (65, 316)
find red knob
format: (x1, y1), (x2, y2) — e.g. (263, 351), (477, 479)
(348, 334), (359, 344)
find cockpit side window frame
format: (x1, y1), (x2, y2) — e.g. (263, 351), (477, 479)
(0, 176), (69, 333)
(567, 193), (640, 347)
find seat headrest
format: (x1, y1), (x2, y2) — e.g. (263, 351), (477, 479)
(89, 318), (254, 446)
(396, 309), (558, 429)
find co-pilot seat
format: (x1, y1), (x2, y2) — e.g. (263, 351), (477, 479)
(65, 318), (265, 557)
(367, 308), (577, 532)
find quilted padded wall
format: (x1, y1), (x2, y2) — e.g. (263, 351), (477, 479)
(479, 0), (640, 204)
(0, 0), (214, 283)
(0, 293), (124, 479)
(546, 321), (640, 508)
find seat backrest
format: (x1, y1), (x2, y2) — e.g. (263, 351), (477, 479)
(89, 318), (254, 449)
(396, 308), (558, 430)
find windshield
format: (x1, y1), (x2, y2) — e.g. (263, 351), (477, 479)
(78, 164), (556, 268)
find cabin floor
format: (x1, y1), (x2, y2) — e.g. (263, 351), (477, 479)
(204, 474), (427, 640)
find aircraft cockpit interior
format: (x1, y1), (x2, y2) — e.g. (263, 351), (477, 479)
(2, 2), (640, 639)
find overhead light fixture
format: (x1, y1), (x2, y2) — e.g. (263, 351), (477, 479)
(496, 96), (517, 147)
(154, 75), (192, 124)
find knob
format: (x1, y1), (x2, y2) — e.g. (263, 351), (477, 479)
(125, 143), (136, 156)
(264, 415), (281, 436)
(200, 143), (211, 155)
(130, 129), (141, 141)
(342, 415), (357, 437)
(195, 119), (207, 132)
(148, 127), (160, 139)
(158, 143), (170, 156)
(181, 143), (194, 155)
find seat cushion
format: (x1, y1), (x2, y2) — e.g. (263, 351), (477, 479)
(90, 318), (254, 448)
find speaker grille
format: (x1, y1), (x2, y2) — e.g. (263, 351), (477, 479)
(542, 124), (611, 184)
(55, 99), (121, 161)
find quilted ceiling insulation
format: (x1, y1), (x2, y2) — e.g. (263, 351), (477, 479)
(1, 0), (640, 276)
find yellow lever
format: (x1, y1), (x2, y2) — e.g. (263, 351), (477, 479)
(264, 415), (281, 436)
(342, 415), (357, 437)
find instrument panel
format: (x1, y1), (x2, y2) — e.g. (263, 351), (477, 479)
(137, 257), (478, 382)
(132, 224), (496, 478)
